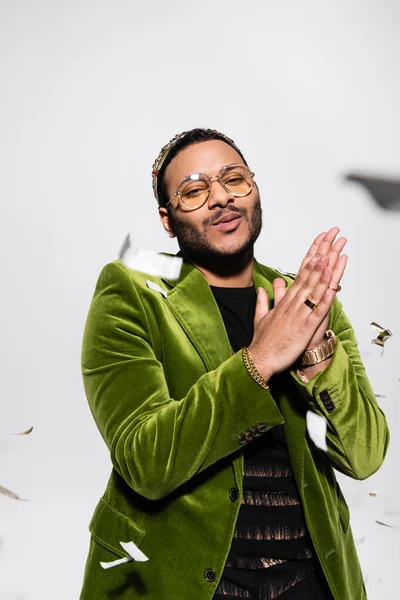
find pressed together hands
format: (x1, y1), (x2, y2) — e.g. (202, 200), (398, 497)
(249, 227), (348, 382)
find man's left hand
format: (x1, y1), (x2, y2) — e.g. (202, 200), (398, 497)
(274, 227), (348, 350)
(300, 228), (347, 349)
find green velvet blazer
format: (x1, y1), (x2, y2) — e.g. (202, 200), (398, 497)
(80, 258), (389, 600)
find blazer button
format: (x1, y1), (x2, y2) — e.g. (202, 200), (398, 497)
(204, 569), (216, 582)
(257, 423), (267, 434)
(319, 390), (335, 413)
(229, 487), (239, 502)
(245, 431), (253, 442)
(325, 401), (335, 414)
(238, 433), (246, 445)
(319, 390), (331, 402)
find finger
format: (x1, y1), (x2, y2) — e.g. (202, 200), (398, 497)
(329, 254), (348, 291)
(298, 231), (326, 271)
(302, 266), (332, 307)
(307, 285), (336, 323)
(286, 254), (328, 303)
(327, 237), (347, 270)
(293, 256), (330, 309)
(314, 227), (340, 259)
(254, 287), (269, 325)
(273, 278), (287, 307)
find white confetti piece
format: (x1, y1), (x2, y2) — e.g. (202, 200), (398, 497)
(119, 541), (148, 562)
(306, 411), (328, 452)
(146, 279), (167, 298)
(355, 536), (366, 546)
(370, 578), (382, 589)
(119, 235), (182, 280)
(275, 266), (295, 277)
(100, 556), (131, 570)
(100, 540), (148, 569)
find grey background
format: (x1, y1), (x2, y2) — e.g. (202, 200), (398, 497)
(0, 1), (399, 598)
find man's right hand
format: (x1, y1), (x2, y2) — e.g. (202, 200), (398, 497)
(248, 227), (347, 382)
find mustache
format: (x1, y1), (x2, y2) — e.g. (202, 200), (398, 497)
(203, 205), (247, 227)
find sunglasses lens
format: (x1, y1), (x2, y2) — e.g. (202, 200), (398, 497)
(221, 166), (253, 196)
(180, 174), (209, 209)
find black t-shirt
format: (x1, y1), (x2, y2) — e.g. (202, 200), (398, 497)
(210, 285), (333, 600)
(210, 285), (257, 353)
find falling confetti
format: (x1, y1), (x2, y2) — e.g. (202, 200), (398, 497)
(119, 234), (183, 280)
(100, 540), (149, 569)
(345, 173), (400, 211)
(146, 279), (167, 298)
(370, 322), (392, 353)
(120, 541), (148, 561)
(0, 485), (26, 501)
(369, 490), (380, 497)
(376, 520), (395, 529)
(100, 556), (131, 570)
(355, 536), (366, 547)
(11, 426), (33, 435)
(306, 411), (328, 452)
(1, 425), (32, 502)
(275, 267), (295, 278)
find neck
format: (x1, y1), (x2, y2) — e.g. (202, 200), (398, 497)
(193, 249), (255, 288)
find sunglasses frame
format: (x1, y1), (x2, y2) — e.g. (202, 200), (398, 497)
(166, 163), (255, 211)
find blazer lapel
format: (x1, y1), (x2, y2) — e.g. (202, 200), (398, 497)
(162, 263), (232, 371)
(252, 259), (277, 307)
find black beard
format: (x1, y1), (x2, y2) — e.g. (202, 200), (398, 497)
(168, 197), (262, 269)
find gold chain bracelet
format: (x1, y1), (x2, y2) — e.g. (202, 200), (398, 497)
(242, 347), (270, 391)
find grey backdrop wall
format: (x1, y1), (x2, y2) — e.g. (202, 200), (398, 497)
(1, 1), (399, 598)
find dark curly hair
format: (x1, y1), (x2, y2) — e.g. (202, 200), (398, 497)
(156, 128), (248, 209)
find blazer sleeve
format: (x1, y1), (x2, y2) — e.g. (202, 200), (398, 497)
(82, 262), (284, 500)
(289, 295), (390, 480)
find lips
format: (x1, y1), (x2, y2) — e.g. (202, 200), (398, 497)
(212, 213), (241, 226)
(212, 213), (242, 232)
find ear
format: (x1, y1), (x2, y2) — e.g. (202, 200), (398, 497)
(159, 207), (176, 238)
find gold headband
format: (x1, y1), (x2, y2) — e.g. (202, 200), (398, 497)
(151, 128), (241, 205)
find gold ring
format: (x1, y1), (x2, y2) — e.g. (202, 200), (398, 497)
(330, 284), (342, 292)
(304, 298), (318, 311)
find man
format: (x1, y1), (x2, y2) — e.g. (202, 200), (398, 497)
(80, 128), (389, 599)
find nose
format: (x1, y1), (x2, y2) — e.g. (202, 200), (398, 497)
(207, 176), (234, 209)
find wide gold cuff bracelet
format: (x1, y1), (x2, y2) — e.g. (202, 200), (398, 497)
(299, 329), (337, 368)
